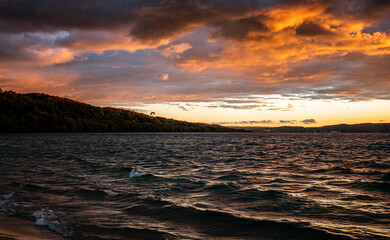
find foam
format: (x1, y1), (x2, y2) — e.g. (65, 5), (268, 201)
(129, 169), (145, 178)
(3, 192), (14, 200)
(32, 209), (73, 237)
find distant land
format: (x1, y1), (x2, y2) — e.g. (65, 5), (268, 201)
(237, 124), (390, 133)
(1, 89), (389, 133)
(0, 89), (241, 133)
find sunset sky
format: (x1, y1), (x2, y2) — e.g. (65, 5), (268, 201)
(0, 0), (389, 126)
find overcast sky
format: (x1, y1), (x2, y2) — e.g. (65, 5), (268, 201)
(0, 0), (389, 126)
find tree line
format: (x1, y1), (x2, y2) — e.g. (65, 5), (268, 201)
(0, 89), (241, 133)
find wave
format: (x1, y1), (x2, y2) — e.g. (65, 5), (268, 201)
(380, 173), (390, 181)
(169, 179), (207, 193)
(302, 186), (342, 195)
(6, 181), (140, 204)
(0, 194), (37, 216)
(117, 166), (133, 173)
(308, 166), (354, 174)
(201, 183), (294, 204)
(6, 182), (112, 202)
(105, 192), (139, 202)
(232, 188), (287, 202)
(0, 194), (73, 238)
(70, 188), (109, 199)
(350, 181), (390, 194)
(129, 169), (145, 178)
(32, 208), (73, 237)
(215, 173), (242, 181)
(340, 194), (378, 201)
(357, 161), (390, 170)
(123, 199), (352, 240)
(308, 168), (329, 173)
(73, 224), (177, 240)
(331, 180), (390, 194)
(203, 182), (240, 194)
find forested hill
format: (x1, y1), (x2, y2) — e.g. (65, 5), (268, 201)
(0, 89), (239, 133)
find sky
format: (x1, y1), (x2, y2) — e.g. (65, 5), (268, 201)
(0, 0), (389, 127)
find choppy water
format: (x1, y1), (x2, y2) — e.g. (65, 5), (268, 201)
(0, 133), (389, 240)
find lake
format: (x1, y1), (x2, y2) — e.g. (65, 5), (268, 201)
(0, 133), (389, 239)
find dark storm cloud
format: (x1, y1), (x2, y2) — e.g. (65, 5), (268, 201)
(211, 16), (269, 40)
(296, 21), (334, 36)
(0, 34), (32, 61)
(328, 0), (390, 20)
(0, 0), (387, 37)
(0, 0), (321, 40)
(0, 0), (387, 46)
(0, 0), (146, 32)
(362, 19), (390, 34)
(128, 1), (213, 42)
(128, 0), (287, 42)
(0, 0), (253, 35)
(0, 32), (55, 62)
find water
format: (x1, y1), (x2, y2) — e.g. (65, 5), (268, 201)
(0, 133), (389, 240)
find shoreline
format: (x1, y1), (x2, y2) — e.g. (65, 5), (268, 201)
(0, 213), (64, 240)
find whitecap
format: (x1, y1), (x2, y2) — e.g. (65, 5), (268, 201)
(32, 209), (57, 226)
(32, 209), (73, 237)
(129, 169), (145, 178)
(3, 192), (14, 200)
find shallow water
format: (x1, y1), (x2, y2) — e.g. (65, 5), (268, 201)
(0, 133), (389, 239)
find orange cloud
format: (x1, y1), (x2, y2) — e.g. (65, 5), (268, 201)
(0, 0), (390, 105)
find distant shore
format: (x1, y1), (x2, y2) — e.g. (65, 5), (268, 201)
(234, 123), (390, 133)
(0, 213), (62, 240)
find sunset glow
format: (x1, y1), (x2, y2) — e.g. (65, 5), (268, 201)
(0, 0), (389, 126)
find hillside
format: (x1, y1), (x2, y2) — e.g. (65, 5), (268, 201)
(0, 89), (240, 133)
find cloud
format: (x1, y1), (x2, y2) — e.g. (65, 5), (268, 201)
(0, 0), (389, 106)
(161, 73), (169, 81)
(178, 106), (188, 111)
(300, 119), (317, 124)
(0, 32), (74, 65)
(159, 43), (192, 59)
(207, 104), (265, 110)
(128, 1), (212, 43)
(0, 0), (137, 32)
(211, 16), (269, 40)
(279, 120), (297, 124)
(214, 120), (276, 125)
(218, 99), (265, 104)
(214, 118), (317, 125)
(267, 104), (294, 111)
(295, 21), (335, 36)
(362, 19), (390, 34)
(328, 0), (390, 21)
